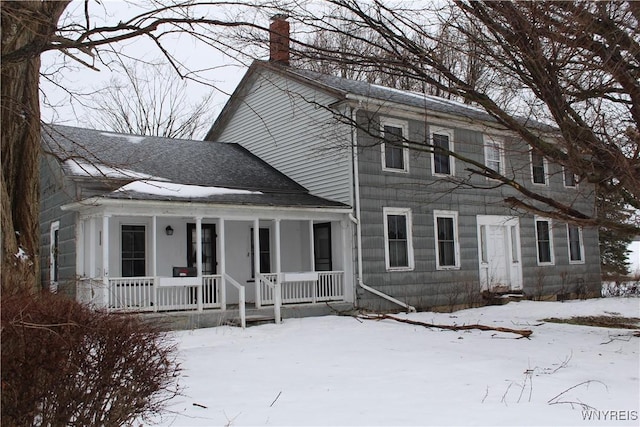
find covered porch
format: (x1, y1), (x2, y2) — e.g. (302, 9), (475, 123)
(65, 200), (354, 327)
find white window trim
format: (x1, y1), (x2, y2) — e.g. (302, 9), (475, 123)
(383, 207), (414, 271)
(483, 136), (505, 177)
(50, 220), (60, 288)
(563, 166), (578, 188)
(534, 217), (555, 266)
(380, 118), (409, 173)
(430, 126), (455, 177)
(530, 150), (549, 186)
(566, 224), (585, 264)
(433, 210), (460, 270)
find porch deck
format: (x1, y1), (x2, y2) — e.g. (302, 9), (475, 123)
(77, 271), (347, 328)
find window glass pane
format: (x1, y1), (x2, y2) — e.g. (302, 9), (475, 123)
(536, 221), (551, 263)
(486, 143), (501, 172)
(532, 152), (546, 184)
(122, 225), (145, 277)
(387, 214), (408, 267)
(384, 125), (404, 170)
(564, 168), (577, 187)
(437, 217), (456, 266)
(250, 228), (271, 276)
(433, 133), (451, 175)
(568, 225), (582, 261)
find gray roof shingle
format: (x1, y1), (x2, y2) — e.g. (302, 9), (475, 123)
(42, 124), (348, 209)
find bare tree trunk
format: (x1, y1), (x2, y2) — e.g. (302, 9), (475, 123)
(1, 1), (70, 295)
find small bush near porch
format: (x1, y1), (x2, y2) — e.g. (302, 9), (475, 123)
(1, 292), (180, 426)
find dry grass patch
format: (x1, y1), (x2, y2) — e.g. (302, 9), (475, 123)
(542, 315), (640, 330)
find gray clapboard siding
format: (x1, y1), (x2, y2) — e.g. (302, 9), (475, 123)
(355, 111), (601, 310)
(215, 69), (353, 205)
(39, 155), (78, 297)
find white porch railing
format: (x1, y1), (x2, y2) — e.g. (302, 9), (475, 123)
(260, 271), (344, 305)
(78, 275), (222, 312)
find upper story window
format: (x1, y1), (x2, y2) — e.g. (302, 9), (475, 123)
(534, 217), (554, 265)
(563, 167), (578, 188)
(531, 150), (548, 185)
(381, 118), (409, 173)
(484, 137), (504, 175)
(567, 224), (584, 264)
(434, 210), (460, 269)
(383, 207), (414, 270)
(431, 127), (454, 176)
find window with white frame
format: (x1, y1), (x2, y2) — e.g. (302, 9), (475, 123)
(383, 208), (414, 270)
(535, 217), (554, 265)
(431, 127), (454, 176)
(50, 221), (60, 286)
(567, 224), (584, 263)
(121, 225), (146, 276)
(531, 150), (548, 185)
(563, 167), (578, 187)
(484, 137), (504, 175)
(434, 210), (460, 269)
(381, 119), (409, 172)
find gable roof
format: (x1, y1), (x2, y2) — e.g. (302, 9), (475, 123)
(42, 124), (348, 208)
(206, 61), (553, 141)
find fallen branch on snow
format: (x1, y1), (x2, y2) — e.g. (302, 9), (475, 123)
(359, 313), (533, 339)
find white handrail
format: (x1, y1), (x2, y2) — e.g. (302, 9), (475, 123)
(359, 282), (416, 313)
(257, 273), (281, 324)
(223, 274), (246, 329)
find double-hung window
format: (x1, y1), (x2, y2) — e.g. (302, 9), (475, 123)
(381, 119), (409, 173)
(567, 224), (584, 263)
(531, 151), (548, 185)
(484, 137), (504, 175)
(431, 127), (454, 176)
(535, 217), (554, 265)
(121, 225), (146, 276)
(383, 208), (414, 270)
(563, 167), (578, 188)
(434, 210), (460, 269)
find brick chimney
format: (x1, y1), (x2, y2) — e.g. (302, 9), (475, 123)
(269, 14), (290, 65)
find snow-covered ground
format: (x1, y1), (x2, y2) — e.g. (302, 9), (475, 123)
(154, 298), (639, 426)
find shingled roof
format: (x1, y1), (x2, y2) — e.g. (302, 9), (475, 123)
(42, 124), (348, 208)
(207, 61), (554, 140)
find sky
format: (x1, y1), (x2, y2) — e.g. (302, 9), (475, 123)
(39, 0), (258, 132)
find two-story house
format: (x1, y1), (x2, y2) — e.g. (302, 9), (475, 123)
(204, 17), (601, 311)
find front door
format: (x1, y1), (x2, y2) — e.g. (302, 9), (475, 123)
(187, 223), (217, 275)
(477, 216), (522, 292)
(313, 223), (332, 271)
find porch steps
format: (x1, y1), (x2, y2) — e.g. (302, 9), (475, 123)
(143, 302), (354, 331)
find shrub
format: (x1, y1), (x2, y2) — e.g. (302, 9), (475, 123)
(1, 292), (180, 426)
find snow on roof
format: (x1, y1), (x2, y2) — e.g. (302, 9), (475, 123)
(100, 132), (146, 144)
(64, 159), (164, 180)
(114, 180), (263, 198)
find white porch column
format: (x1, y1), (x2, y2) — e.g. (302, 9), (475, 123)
(76, 219), (84, 277)
(88, 217), (96, 278)
(101, 214), (110, 309)
(195, 217), (203, 311)
(309, 220), (315, 271)
(274, 219), (282, 324)
(151, 216), (157, 277)
(253, 219), (261, 308)
(219, 218), (226, 310)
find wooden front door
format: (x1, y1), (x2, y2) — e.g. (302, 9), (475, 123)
(187, 223), (217, 275)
